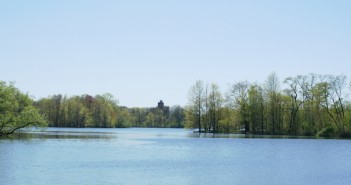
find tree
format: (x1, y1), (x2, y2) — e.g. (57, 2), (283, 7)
(248, 84), (265, 134)
(219, 107), (237, 133)
(325, 75), (347, 132)
(185, 80), (205, 132)
(227, 81), (250, 133)
(116, 107), (132, 128)
(91, 93), (119, 128)
(145, 112), (155, 127)
(284, 76), (304, 135)
(170, 105), (184, 128)
(208, 83), (223, 132)
(129, 108), (147, 127)
(265, 72), (283, 134)
(0, 81), (47, 135)
(296, 74), (329, 134)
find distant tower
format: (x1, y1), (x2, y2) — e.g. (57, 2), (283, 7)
(158, 100), (164, 109)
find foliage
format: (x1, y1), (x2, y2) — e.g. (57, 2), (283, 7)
(317, 126), (336, 137)
(0, 81), (47, 135)
(186, 73), (351, 137)
(4, 72), (351, 138)
(34, 94), (184, 128)
(185, 81), (224, 133)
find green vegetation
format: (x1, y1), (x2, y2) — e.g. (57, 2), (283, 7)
(0, 81), (47, 136)
(185, 73), (351, 137)
(34, 94), (184, 128)
(2, 72), (351, 138)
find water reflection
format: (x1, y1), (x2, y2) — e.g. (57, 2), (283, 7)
(1, 127), (347, 141)
(2, 130), (116, 141)
(1, 128), (351, 185)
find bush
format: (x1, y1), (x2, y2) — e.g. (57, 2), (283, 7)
(317, 126), (336, 137)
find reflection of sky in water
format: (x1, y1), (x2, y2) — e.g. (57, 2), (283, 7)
(1, 128), (351, 185)
(9, 127), (329, 141)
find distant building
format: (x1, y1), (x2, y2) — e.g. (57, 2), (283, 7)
(151, 100), (169, 115)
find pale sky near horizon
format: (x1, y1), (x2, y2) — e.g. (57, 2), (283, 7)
(1, 0), (350, 107)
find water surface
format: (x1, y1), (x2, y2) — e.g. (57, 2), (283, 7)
(1, 128), (350, 185)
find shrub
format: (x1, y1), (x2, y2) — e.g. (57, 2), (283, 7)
(317, 126), (336, 137)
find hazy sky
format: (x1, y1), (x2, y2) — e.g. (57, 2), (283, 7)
(1, 0), (350, 107)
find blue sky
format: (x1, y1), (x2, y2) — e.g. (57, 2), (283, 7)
(1, 0), (350, 107)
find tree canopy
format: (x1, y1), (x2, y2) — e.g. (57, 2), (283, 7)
(185, 73), (351, 137)
(3, 72), (351, 138)
(0, 81), (47, 135)
(34, 94), (184, 129)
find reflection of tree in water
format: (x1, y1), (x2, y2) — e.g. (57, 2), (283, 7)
(4, 131), (116, 141)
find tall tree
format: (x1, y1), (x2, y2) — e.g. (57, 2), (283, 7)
(248, 84), (265, 134)
(208, 83), (223, 132)
(284, 76), (303, 135)
(325, 75), (347, 132)
(266, 72), (282, 134)
(227, 81), (250, 133)
(185, 80), (205, 132)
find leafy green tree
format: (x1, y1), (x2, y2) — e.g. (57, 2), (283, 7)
(169, 105), (184, 128)
(129, 108), (147, 127)
(218, 107), (237, 133)
(116, 107), (132, 128)
(145, 112), (155, 127)
(0, 81), (47, 135)
(248, 84), (265, 134)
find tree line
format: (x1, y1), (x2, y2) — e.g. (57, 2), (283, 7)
(185, 73), (351, 137)
(34, 94), (184, 128)
(2, 72), (351, 137)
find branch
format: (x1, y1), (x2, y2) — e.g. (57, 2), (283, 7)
(0, 119), (15, 132)
(1, 121), (37, 135)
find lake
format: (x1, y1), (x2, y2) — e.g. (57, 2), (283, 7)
(1, 128), (350, 185)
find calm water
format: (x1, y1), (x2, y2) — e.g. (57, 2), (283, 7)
(1, 128), (350, 185)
